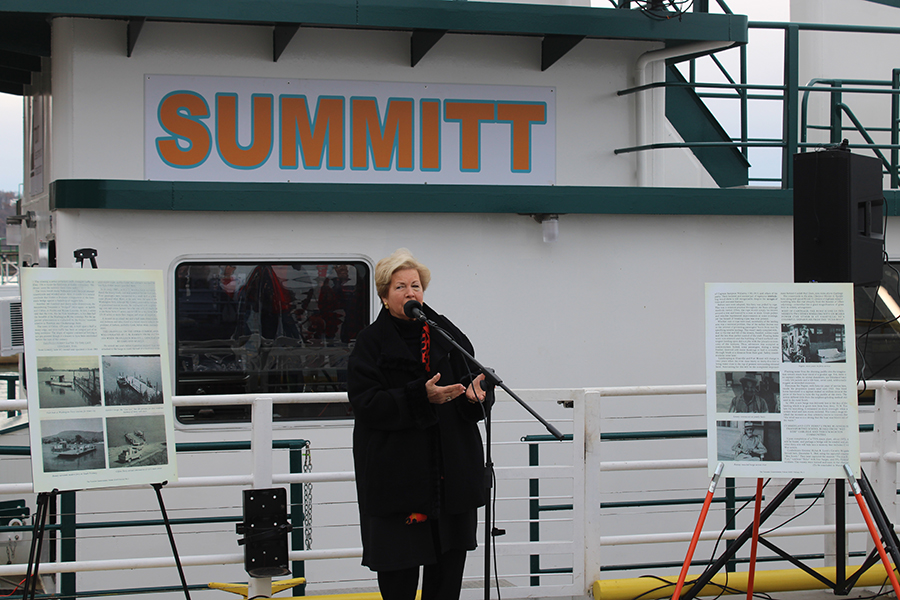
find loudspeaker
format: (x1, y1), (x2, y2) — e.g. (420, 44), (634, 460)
(793, 149), (884, 285)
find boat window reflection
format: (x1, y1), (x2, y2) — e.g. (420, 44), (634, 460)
(174, 261), (370, 423)
(855, 261), (900, 396)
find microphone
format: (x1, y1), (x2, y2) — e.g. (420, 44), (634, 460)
(403, 300), (427, 321)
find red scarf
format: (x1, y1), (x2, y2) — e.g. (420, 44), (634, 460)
(421, 322), (431, 372)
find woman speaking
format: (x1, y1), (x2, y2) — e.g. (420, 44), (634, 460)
(348, 248), (488, 600)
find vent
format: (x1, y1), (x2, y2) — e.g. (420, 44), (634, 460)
(0, 297), (23, 356)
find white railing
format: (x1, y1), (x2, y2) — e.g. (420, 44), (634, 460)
(0, 382), (897, 600)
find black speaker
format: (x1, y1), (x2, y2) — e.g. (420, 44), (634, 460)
(793, 149), (884, 285)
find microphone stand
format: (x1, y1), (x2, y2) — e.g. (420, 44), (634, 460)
(418, 313), (564, 600)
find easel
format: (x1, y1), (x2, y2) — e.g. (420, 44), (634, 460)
(19, 250), (192, 600)
(21, 483), (191, 600)
(670, 464), (900, 600)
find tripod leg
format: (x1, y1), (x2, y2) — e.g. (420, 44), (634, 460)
(153, 483), (192, 600)
(746, 478), (764, 600)
(845, 466), (900, 598)
(858, 470), (900, 568)
(680, 478), (802, 600)
(23, 491), (52, 600)
(671, 464), (723, 600)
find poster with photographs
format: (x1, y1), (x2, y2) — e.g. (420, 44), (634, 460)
(22, 268), (177, 492)
(705, 283), (859, 479)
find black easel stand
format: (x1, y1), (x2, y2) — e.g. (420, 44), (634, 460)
(20, 485), (191, 600)
(677, 469), (900, 600)
(153, 482), (192, 600)
(22, 489), (56, 600)
(417, 315), (564, 600)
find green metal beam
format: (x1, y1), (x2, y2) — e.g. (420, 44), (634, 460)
(51, 179), (798, 215)
(0, 0), (748, 44)
(0, 14), (50, 57)
(45, 178), (900, 216)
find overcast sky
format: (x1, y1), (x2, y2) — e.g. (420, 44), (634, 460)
(0, 2), (788, 194)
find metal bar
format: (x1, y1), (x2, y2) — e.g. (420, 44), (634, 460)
(782, 24), (799, 188)
(893, 69), (900, 188)
(60, 491), (76, 600)
(830, 81), (843, 145)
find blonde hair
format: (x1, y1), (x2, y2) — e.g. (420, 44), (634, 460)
(375, 248), (431, 299)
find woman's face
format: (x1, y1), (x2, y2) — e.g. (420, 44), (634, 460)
(384, 268), (424, 320)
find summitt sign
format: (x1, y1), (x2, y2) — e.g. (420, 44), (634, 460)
(144, 75), (556, 185)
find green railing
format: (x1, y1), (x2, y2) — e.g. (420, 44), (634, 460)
(615, 15), (900, 190)
(0, 438), (311, 600)
(523, 421), (881, 581)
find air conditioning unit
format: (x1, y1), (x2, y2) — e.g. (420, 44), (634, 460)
(0, 297), (24, 356)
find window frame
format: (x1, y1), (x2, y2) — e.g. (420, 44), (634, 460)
(167, 254), (375, 429)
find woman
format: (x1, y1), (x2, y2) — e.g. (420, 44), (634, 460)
(348, 248), (488, 600)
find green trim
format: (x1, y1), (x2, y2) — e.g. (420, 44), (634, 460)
(863, 0), (900, 9)
(0, 0), (748, 44)
(52, 179), (799, 215)
(50, 179), (900, 216)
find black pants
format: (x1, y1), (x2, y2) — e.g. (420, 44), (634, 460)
(376, 549), (467, 600)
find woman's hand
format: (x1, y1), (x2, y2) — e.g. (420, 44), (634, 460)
(466, 373), (486, 403)
(425, 373), (466, 404)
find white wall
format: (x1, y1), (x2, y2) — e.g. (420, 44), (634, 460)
(49, 17), (662, 187)
(54, 208), (795, 391)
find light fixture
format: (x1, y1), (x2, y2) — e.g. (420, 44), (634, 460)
(877, 285), (900, 321)
(530, 213), (559, 243)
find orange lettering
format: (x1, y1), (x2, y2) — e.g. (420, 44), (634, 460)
(280, 96), (344, 169)
(156, 92), (211, 168)
(421, 100), (441, 171)
(351, 98), (413, 170)
(497, 103), (546, 172)
(444, 101), (495, 172)
(217, 94), (273, 169)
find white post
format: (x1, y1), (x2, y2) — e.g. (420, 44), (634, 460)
(871, 384), (897, 523)
(583, 390), (602, 594)
(248, 396), (274, 599)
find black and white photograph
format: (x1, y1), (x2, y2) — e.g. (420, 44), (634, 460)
(36, 355), (102, 409)
(716, 420), (782, 463)
(102, 355), (164, 406)
(715, 371), (780, 414)
(40, 417), (106, 472)
(782, 323), (847, 363)
(106, 414), (169, 468)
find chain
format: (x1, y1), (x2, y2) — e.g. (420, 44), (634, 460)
(303, 442), (313, 550)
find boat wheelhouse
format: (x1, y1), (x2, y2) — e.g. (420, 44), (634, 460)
(3, 1), (900, 599)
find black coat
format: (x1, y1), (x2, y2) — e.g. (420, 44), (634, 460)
(348, 305), (488, 520)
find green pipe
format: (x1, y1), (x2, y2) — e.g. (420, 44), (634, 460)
(61, 491), (76, 600)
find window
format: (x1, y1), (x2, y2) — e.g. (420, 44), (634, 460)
(174, 261), (370, 423)
(855, 261), (900, 391)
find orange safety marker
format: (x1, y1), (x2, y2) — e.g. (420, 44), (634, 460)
(843, 465), (900, 599)
(671, 463), (724, 600)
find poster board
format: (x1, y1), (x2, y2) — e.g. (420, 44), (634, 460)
(22, 268), (178, 492)
(706, 282), (860, 479)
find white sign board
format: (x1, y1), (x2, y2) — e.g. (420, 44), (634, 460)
(706, 282), (860, 479)
(145, 75), (556, 185)
(22, 268), (177, 492)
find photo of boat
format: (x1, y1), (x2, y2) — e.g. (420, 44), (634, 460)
(39, 419), (106, 473)
(103, 356), (164, 406)
(55, 443), (96, 459)
(46, 375), (73, 388)
(36, 357), (103, 408)
(107, 418), (168, 468)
